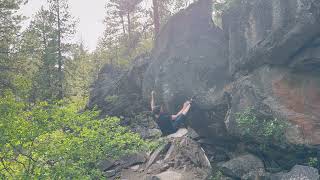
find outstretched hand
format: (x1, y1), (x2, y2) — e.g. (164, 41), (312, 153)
(151, 90), (155, 96)
(184, 100), (191, 106)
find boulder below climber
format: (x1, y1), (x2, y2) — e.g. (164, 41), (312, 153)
(120, 128), (212, 180)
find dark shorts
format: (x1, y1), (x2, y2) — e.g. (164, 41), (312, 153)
(172, 114), (186, 130)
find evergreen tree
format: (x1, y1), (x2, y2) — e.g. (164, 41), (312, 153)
(64, 43), (94, 99)
(0, 0), (25, 93)
(22, 7), (60, 101)
(47, 0), (76, 100)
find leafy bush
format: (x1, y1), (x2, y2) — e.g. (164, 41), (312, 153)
(209, 170), (223, 180)
(307, 157), (318, 168)
(235, 108), (287, 142)
(0, 92), (147, 179)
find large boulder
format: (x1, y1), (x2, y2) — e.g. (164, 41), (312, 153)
(88, 54), (150, 117)
(225, 65), (320, 146)
(221, 0), (320, 146)
(143, 0), (229, 110)
(142, 0), (230, 139)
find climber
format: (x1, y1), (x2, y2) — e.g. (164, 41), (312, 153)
(150, 90), (192, 135)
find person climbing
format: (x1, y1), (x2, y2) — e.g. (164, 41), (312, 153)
(150, 90), (192, 135)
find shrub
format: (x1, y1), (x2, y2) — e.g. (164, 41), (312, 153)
(235, 108), (287, 143)
(0, 92), (147, 179)
(307, 157), (318, 168)
(210, 170), (223, 180)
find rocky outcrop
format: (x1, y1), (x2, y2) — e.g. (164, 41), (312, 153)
(142, 0), (231, 140)
(221, 0), (320, 146)
(141, 0), (320, 146)
(88, 54), (150, 117)
(120, 129), (212, 180)
(89, 0), (320, 177)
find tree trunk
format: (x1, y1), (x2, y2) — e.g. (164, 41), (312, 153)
(120, 14), (126, 35)
(152, 0), (160, 39)
(56, 0), (63, 100)
(127, 12), (131, 43)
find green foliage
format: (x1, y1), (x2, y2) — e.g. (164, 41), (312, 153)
(209, 170), (223, 180)
(105, 95), (120, 104)
(0, 92), (147, 179)
(235, 108), (287, 142)
(307, 157), (318, 168)
(0, 0), (26, 94)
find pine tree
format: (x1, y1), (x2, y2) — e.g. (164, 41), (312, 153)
(47, 0), (76, 100)
(22, 7), (60, 101)
(65, 43), (94, 99)
(0, 0), (25, 93)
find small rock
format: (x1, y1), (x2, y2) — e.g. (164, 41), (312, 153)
(120, 152), (147, 168)
(242, 169), (270, 180)
(154, 170), (182, 180)
(147, 163), (170, 174)
(281, 165), (319, 180)
(130, 165), (140, 171)
(269, 172), (286, 180)
(146, 175), (160, 180)
(98, 159), (115, 171)
(103, 169), (116, 178)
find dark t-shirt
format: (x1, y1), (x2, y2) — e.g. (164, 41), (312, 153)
(155, 112), (176, 135)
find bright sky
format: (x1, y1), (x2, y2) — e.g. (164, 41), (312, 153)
(20, 0), (107, 52)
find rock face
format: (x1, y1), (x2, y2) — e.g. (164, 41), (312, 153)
(141, 0), (320, 146)
(225, 66), (320, 145)
(223, 0), (320, 75)
(88, 54), (150, 117)
(221, 0), (320, 146)
(143, 0), (229, 111)
(142, 0), (230, 140)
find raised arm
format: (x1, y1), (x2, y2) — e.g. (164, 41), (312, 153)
(151, 91), (156, 111)
(171, 101), (191, 120)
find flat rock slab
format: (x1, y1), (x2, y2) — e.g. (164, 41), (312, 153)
(120, 153), (147, 168)
(167, 128), (188, 138)
(98, 159), (115, 171)
(154, 171), (182, 180)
